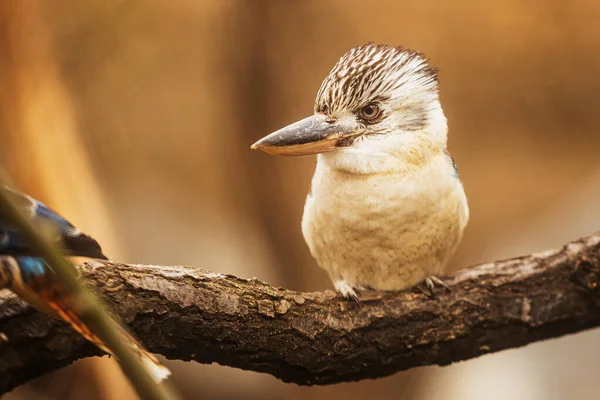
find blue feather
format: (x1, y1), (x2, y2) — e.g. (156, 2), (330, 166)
(0, 226), (28, 252)
(32, 201), (79, 235)
(0, 187), (78, 236)
(0, 187), (107, 259)
(14, 256), (51, 282)
(444, 150), (459, 179)
(451, 158), (459, 178)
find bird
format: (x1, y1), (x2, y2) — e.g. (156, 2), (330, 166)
(251, 43), (469, 301)
(0, 186), (170, 382)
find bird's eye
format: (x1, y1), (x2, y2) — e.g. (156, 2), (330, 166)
(359, 103), (380, 120)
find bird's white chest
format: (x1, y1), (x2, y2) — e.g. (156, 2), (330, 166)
(301, 153), (468, 291)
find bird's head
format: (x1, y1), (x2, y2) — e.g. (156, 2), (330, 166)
(251, 43), (449, 167)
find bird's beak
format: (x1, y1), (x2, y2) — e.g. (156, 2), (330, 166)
(251, 115), (361, 156)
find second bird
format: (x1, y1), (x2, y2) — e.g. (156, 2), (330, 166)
(252, 43), (469, 301)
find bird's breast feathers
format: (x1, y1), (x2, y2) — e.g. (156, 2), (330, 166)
(302, 151), (468, 291)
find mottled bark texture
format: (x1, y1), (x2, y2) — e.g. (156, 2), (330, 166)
(1, 233), (600, 393)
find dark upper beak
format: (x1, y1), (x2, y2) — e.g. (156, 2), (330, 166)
(250, 115), (361, 156)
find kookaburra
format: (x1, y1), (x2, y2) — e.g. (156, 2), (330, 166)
(0, 186), (170, 382)
(251, 43), (469, 301)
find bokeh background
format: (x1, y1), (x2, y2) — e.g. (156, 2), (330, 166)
(1, 0), (600, 399)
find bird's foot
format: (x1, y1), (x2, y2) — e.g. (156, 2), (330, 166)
(418, 276), (450, 299)
(334, 280), (361, 306)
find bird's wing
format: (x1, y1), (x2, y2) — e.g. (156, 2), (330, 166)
(444, 149), (459, 178)
(1, 256), (170, 382)
(0, 186), (107, 259)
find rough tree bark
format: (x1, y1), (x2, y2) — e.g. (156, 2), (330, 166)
(1, 233), (599, 394)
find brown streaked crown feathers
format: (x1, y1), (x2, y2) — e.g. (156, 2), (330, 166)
(314, 43), (438, 116)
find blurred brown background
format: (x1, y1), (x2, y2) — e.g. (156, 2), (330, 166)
(1, 0), (599, 399)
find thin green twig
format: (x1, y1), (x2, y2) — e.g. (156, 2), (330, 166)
(0, 184), (177, 400)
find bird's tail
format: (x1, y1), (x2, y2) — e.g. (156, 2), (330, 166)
(3, 256), (171, 382)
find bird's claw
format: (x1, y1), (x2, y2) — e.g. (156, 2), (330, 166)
(334, 280), (361, 306)
(419, 276), (450, 299)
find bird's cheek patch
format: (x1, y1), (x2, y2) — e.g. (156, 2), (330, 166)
(396, 104), (428, 131)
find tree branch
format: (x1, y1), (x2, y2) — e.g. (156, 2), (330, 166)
(1, 233), (600, 393)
